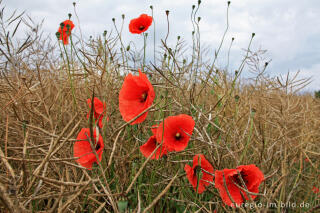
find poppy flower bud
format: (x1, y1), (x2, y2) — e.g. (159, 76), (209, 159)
(164, 53), (167, 59)
(68, 13), (72, 19)
(235, 95), (240, 102)
(183, 59), (186, 64)
(177, 35), (180, 40)
(55, 32), (61, 39)
(112, 18), (115, 22)
(126, 45), (130, 51)
(235, 70), (238, 75)
(122, 14), (125, 19)
(165, 10), (170, 16)
(192, 31), (195, 35)
(252, 32), (255, 37)
(232, 37), (235, 41)
(228, 1), (231, 6)
(60, 22), (65, 29)
(265, 62), (269, 67)
(103, 30), (107, 36)
(192, 5), (195, 10)
(73, 2), (76, 6)
(22, 120), (29, 125)
(198, 17), (201, 22)
(198, 0), (201, 5)
(150, 5), (153, 10)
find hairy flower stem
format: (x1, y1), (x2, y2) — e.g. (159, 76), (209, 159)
(61, 38), (77, 112)
(143, 33), (147, 72)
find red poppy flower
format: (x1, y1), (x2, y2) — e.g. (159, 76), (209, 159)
(151, 124), (158, 135)
(156, 114), (195, 152)
(184, 154), (214, 194)
(140, 135), (167, 159)
(214, 164), (264, 207)
(312, 186), (320, 194)
(87, 97), (107, 128)
(119, 69), (155, 125)
(129, 14), (153, 34)
(73, 128), (104, 169)
(58, 20), (75, 45)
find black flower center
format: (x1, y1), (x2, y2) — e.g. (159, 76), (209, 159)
(95, 142), (101, 151)
(139, 25), (145, 31)
(175, 132), (182, 140)
(194, 165), (202, 174)
(231, 171), (248, 187)
(141, 92), (148, 102)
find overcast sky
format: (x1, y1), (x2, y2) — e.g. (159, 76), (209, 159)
(3, 0), (320, 91)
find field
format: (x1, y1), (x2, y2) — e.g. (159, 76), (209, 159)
(0, 1), (320, 212)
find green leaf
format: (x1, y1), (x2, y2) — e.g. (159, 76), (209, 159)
(117, 200), (128, 213)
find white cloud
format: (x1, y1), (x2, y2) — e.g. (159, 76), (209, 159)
(3, 0), (320, 91)
(298, 63), (320, 91)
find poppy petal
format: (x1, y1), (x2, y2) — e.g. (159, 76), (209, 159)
(73, 128), (104, 170)
(156, 114), (195, 151)
(185, 154), (214, 194)
(151, 124), (158, 135)
(57, 19), (74, 45)
(214, 165), (264, 207)
(119, 70), (155, 124)
(87, 97), (107, 128)
(140, 136), (167, 159)
(129, 14), (153, 34)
